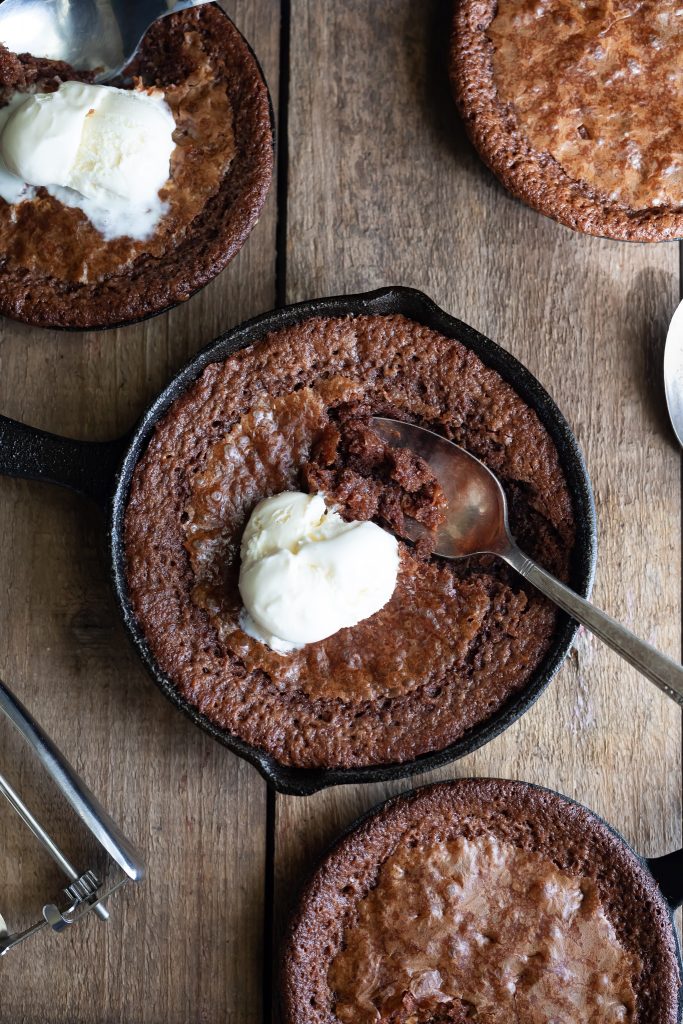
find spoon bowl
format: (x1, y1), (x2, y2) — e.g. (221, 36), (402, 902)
(0, 0), (211, 82)
(370, 417), (508, 556)
(371, 415), (683, 706)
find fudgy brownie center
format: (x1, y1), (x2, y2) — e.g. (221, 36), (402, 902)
(185, 381), (469, 703)
(302, 403), (447, 554)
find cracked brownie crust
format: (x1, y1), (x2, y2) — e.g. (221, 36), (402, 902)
(283, 781), (681, 1024)
(124, 313), (578, 770)
(451, 0), (683, 241)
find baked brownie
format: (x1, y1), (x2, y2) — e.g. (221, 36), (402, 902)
(124, 312), (577, 769)
(451, 1), (683, 241)
(0, 5), (273, 328)
(283, 780), (681, 1024)
(303, 406), (449, 552)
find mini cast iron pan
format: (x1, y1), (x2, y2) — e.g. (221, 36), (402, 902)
(282, 779), (683, 1021)
(0, 288), (597, 795)
(0, 3), (275, 332)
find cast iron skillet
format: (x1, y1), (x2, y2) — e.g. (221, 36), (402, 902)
(282, 779), (683, 1020)
(1, 3), (275, 332)
(0, 287), (597, 795)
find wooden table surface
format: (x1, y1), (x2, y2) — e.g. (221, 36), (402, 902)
(0, 2), (681, 1022)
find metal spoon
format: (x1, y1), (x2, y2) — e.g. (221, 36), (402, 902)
(0, 0), (212, 83)
(664, 297), (683, 448)
(371, 416), (683, 706)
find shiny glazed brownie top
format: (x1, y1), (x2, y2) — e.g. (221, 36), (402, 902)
(489, 0), (683, 211)
(329, 833), (639, 1023)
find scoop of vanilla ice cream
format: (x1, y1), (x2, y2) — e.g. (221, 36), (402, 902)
(1, 83), (88, 188)
(69, 87), (176, 204)
(238, 492), (400, 652)
(0, 81), (175, 206)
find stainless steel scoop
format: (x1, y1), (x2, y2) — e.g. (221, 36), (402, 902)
(0, 0), (212, 82)
(0, 676), (144, 955)
(371, 416), (683, 707)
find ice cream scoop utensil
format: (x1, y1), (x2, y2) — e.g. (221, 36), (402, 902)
(0, 0), (212, 82)
(0, 676), (144, 955)
(0, 770), (108, 921)
(371, 416), (683, 706)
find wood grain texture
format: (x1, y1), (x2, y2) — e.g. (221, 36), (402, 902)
(275, 0), (682, 985)
(0, 3), (280, 1021)
(1, 2), (682, 1022)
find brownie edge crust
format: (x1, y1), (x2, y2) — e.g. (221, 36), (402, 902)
(282, 781), (682, 1024)
(450, 0), (683, 242)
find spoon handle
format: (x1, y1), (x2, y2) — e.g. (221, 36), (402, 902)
(503, 545), (683, 706)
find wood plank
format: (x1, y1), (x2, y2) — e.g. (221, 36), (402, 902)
(0, 3), (280, 1021)
(275, 0), (682, 983)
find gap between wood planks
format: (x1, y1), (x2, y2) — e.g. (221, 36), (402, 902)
(263, 2), (292, 1022)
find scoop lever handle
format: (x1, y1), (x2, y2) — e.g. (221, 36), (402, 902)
(0, 678), (145, 881)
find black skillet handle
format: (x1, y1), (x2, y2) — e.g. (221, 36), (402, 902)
(0, 415), (126, 508)
(647, 850), (683, 910)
